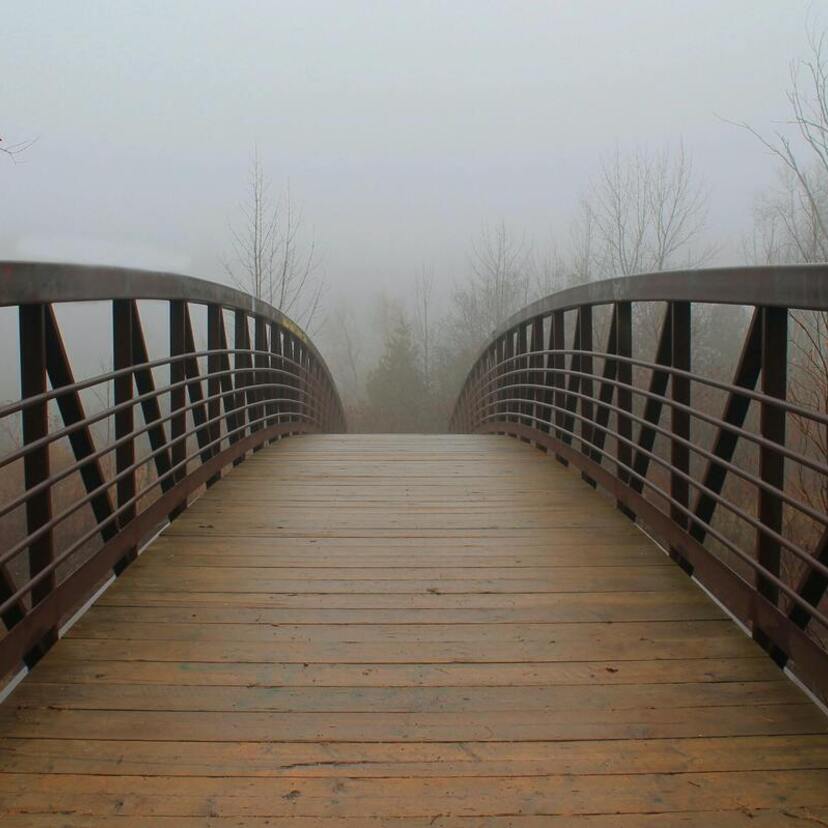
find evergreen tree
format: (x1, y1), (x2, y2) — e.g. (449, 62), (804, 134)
(365, 318), (429, 432)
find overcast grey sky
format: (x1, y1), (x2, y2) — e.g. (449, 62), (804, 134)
(1, 1), (821, 310)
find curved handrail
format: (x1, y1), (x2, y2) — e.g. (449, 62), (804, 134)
(493, 265), (828, 338)
(451, 265), (828, 700)
(0, 262), (346, 680)
(0, 260), (338, 391)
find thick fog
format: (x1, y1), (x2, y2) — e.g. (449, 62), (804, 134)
(2, 1), (825, 424)
(2, 3), (816, 289)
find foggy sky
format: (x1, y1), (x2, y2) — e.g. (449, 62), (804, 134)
(1, 1), (820, 314)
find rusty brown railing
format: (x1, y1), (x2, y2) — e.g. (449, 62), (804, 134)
(451, 266), (828, 698)
(0, 262), (345, 680)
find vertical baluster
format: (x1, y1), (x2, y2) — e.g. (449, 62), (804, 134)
(315, 356), (327, 428)
(234, 310), (252, 441)
(468, 353), (477, 431)
(561, 311), (581, 455)
(493, 336), (504, 432)
(254, 317), (268, 443)
(112, 300), (136, 572)
(309, 353), (321, 428)
(19, 303), (56, 647)
(291, 337), (301, 425)
(293, 335), (302, 426)
(615, 301), (633, 513)
(485, 342), (497, 431)
(300, 341), (308, 424)
(477, 348), (489, 431)
(269, 325), (279, 430)
(516, 324), (529, 438)
(503, 330), (514, 425)
(755, 306), (787, 648)
(579, 306), (594, 485)
(306, 345), (314, 426)
(169, 300), (187, 516)
(530, 317), (544, 433)
(669, 301), (692, 573)
(270, 323), (284, 428)
(551, 309), (567, 465)
(206, 305), (223, 487)
(283, 333), (295, 426)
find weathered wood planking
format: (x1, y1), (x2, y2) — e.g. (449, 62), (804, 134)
(0, 433), (826, 824)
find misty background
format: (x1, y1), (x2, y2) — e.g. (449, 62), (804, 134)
(2, 1), (825, 427)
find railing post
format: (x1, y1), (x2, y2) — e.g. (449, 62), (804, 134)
(293, 335), (302, 428)
(503, 329), (514, 426)
(169, 300), (187, 516)
(754, 305), (787, 650)
(112, 299), (137, 572)
(270, 323), (283, 429)
(669, 301), (693, 573)
(537, 317), (553, 439)
(235, 310), (252, 440)
(486, 342), (497, 432)
(579, 305), (595, 486)
(299, 342), (308, 425)
(615, 301), (633, 513)
(19, 303), (56, 647)
(310, 354), (322, 428)
(206, 304), (223, 487)
(294, 335), (302, 427)
(551, 309), (566, 465)
(282, 329), (296, 423)
(254, 317), (268, 444)
(493, 336), (503, 432)
(530, 317), (543, 434)
(516, 323), (529, 439)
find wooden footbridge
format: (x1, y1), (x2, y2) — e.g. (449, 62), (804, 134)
(0, 262), (826, 824)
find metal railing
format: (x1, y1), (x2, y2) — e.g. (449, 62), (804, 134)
(451, 266), (828, 698)
(0, 261), (345, 679)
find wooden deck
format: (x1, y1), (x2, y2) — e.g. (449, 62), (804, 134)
(0, 433), (826, 825)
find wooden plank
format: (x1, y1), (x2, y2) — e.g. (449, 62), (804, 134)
(2, 810), (827, 827)
(1, 433), (826, 823)
(8, 680), (800, 713)
(103, 571), (693, 593)
(1, 770), (827, 818)
(2, 734), (826, 777)
(47, 626), (758, 662)
(73, 593), (728, 624)
(62, 619), (743, 644)
(1, 704), (825, 742)
(27, 657), (776, 688)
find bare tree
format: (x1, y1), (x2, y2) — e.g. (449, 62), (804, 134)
(737, 25), (828, 534)
(413, 266), (435, 387)
(737, 28), (828, 264)
(329, 304), (363, 401)
(568, 201), (598, 285)
(576, 142), (713, 279)
(0, 134), (35, 162)
(449, 221), (533, 354)
(224, 148), (323, 330)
